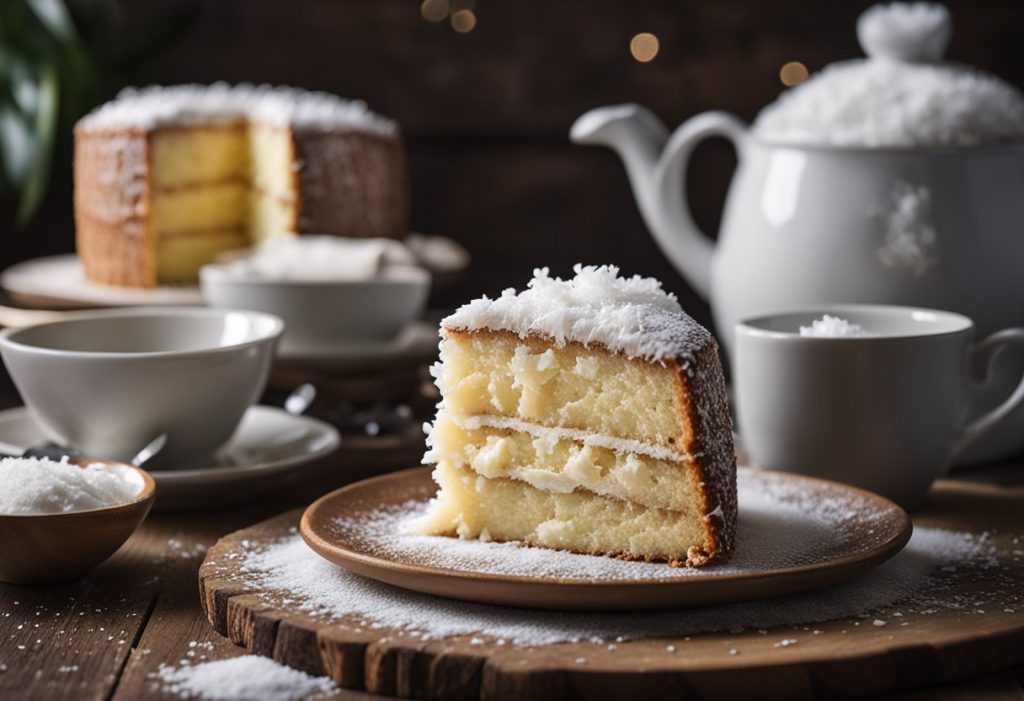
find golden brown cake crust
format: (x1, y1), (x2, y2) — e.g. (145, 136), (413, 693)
(293, 128), (408, 238)
(670, 338), (738, 564)
(74, 127), (156, 287)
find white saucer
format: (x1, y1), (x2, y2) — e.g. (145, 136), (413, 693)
(1, 254), (203, 308)
(0, 405), (339, 511)
(274, 321), (438, 372)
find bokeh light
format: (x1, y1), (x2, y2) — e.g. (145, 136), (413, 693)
(451, 9), (477, 33)
(630, 33), (660, 62)
(420, 0), (448, 23)
(779, 61), (809, 86)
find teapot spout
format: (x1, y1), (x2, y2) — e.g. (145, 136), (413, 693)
(570, 104), (670, 224)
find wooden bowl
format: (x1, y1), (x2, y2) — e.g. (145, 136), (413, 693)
(0, 460), (156, 585)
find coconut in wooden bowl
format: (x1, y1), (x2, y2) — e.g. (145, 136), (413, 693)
(0, 455), (155, 585)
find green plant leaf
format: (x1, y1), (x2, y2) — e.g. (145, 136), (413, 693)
(16, 60), (58, 225)
(0, 101), (34, 185)
(25, 0), (78, 43)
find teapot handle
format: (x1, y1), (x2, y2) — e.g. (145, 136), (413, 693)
(653, 111), (748, 299)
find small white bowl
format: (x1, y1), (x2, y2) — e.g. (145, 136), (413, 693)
(199, 264), (430, 356)
(0, 307), (283, 466)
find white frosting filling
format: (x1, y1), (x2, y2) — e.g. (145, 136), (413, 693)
(442, 264), (711, 363)
(451, 414), (690, 463)
(78, 83), (397, 135)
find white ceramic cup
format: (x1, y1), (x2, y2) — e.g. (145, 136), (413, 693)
(734, 305), (1024, 508)
(0, 307), (283, 467)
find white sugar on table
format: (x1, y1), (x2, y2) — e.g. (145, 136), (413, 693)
(0, 456), (143, 515)
(155, 655), (336, 701)
(799, 315), (872, 338)
(227, 518), (999, 648)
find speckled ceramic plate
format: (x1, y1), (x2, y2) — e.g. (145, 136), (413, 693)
(1, 254), (203, 309)
(300, 466), (913, 611)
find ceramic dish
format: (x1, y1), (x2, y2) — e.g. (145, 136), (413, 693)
(0, 459), (155, 584)
(301, 466), (913, 611)
(200, 262), (429, 356)
(0, 307), (283, 465)
(0, 405), (339, 511)
(271, 320), (438, 373)
(0, 254), (203, 308)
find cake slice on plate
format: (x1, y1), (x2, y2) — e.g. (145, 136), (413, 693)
(415, 265), (737, 567)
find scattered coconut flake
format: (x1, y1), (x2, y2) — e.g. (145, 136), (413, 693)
(154, 655), (336, 701)
(442, 264), (711, 362)
(215, 511), (1003, 648)
(0, 456), (144, 515)
(799, 315), (872, 338)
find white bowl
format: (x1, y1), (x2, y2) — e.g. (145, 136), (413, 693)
(199, 264), (430, 356)
(0, 307), (283, 466)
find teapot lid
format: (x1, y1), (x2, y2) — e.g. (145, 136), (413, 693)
(753, 2), (1024, 148)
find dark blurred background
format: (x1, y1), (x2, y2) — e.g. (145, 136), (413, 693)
(3, 0), (1023, 329)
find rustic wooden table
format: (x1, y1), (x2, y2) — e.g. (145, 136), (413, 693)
(1, 392), (1023, 701)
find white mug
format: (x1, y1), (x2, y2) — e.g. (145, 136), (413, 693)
(734, 305), (1024, 508)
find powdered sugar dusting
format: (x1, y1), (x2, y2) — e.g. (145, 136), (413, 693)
(77, 83), (397, 135)
(337, 469), (889, 580)
(219, 521), (1002, 647)
(155, 655), (336, 701)
(443, 264), (711, 362)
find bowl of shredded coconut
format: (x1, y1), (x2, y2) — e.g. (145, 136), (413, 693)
(200, 236), (431, 356)
(0, 455), (155, 584)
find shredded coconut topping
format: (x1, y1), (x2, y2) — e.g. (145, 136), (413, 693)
(77, 83), (397, 135)
(442, 264), (711, 362)
(799, 315), (873, 338)
(753, 3), (1024, 147)
(0, 456), (144, 515)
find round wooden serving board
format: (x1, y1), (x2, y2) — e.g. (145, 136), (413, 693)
(199, 481), (1024, 701)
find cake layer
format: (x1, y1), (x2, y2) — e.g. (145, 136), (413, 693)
(155, 231), (249, 284)
(427, 413), (703, 512)
(436, 329), (691, 457)
(248, 190), (298, 243)
(151, 182), (248, 234)
(415, 461), (715, 567)
(150, 125), (249, 188)
(248, 123), (297, 198)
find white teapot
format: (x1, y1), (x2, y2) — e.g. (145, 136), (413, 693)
(572, 2), (1024, 462)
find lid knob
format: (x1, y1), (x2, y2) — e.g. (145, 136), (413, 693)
(857, 2), (952, 63)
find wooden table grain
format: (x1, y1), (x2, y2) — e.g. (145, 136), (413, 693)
(2, 441), (1023, 700)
